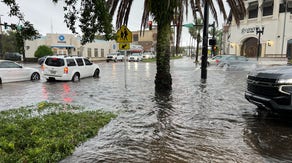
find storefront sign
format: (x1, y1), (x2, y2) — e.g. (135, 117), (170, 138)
(241, 27), (257, 34)
(58, 35), (66, 43)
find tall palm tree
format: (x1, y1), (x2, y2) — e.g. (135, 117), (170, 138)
(189, 18), (203, 63)
(107, 0), (245, 93)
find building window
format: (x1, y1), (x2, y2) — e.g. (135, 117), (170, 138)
(262, 0), (274, 16)
(279, 0), (292, 13)
(101, 49), (105, 58)
(94, 48), (99, 57)
(87, 48), (92, 58)
(248, 2), (258, 19)
(133, 34), (139, 41)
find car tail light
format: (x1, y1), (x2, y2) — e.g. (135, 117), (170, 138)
(64, 67), (69, 74)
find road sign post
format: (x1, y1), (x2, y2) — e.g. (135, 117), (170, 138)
(116, 25), (132, 89)
(116, 25), (132, 44)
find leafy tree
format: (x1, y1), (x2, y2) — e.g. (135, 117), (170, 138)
(1, 31), (18, 54)
(2, 1), (40, 60)
(34, 45), (53, 58)
(2, 0), (246, 93)
(189, 18), (203, 63)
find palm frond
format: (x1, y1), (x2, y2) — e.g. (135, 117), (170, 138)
(226, 0), (246, 25)
(140, 0), (151, 34)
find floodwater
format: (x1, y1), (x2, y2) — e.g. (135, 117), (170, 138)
(1, 57), (292, 162)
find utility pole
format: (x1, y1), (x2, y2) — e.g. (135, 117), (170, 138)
(210, 21), (216, 57)
(0, 15), (3, 58)
(281, 0), (288, 58)
(256, 27), (264, 61)
(201, 2), (209, 82)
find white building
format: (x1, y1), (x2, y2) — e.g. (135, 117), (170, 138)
(25, 33), (118, 60)
(225, 0), (292, 59)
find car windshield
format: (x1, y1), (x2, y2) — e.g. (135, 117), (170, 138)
(131, 53), (140, 56)
(0, 61), (22, 68)
(45, 58), (65, 67)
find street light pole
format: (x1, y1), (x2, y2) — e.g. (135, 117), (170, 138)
(201, 1), (209, 82)
(256, 27), (264, 61)
(0, 14), (3, 57)
(281, 0), (288, 57)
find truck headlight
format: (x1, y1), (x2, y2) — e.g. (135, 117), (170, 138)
(277, 79), (292, 84)
(279, 85), (292, 95)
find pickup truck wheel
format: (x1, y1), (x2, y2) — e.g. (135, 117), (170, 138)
(93, 69), (100, 78)
(72, 73), (80, 82)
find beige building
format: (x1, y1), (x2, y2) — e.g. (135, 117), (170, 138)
(131, 28), (175, 53)
(225, 0), (292, 59)
(25, 33), (118, 60)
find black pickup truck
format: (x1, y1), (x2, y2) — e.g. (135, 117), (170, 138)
(245, 66), (292, 113)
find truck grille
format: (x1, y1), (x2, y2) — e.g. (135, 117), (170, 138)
(247, 75), (290, 105)
(247, 76), (281, 97)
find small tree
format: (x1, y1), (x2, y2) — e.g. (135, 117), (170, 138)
(34, 45), (53, 58)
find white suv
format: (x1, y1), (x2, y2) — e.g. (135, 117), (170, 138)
(42, 56), (100, 82)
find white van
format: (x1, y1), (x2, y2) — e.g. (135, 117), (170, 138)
(42, 56), (100, 82)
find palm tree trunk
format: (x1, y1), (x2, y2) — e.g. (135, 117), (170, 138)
(155, 22), (172, 92)
(195, 33), (200, 63)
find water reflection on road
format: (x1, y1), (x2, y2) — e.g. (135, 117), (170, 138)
(1, 58), (292, 162)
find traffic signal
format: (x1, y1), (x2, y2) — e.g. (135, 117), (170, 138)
(4, 22), (8, 29)
(213, 46), (217, 51)
(10, 24), (16, 30)
(209, 38), (216, 46)
(148, 21), (152, 30)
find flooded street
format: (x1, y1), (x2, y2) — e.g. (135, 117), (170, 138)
(1, 57), (292, 162)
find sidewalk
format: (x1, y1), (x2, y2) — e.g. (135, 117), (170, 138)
(249, 57), (288, 66)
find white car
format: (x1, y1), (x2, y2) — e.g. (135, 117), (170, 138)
(0, 60), (40, 84)
(128, 53), (143, 62)
(106, 52), (119, 62)
(142, 52), (155, 59)
(42, 56), (100, 82)
(116, 53), (125, 61)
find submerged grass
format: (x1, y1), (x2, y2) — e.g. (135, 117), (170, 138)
(0, 101), (116, 163)
(142, 55), (183, 62)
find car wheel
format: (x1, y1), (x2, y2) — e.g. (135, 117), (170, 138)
(31, 72), (40, 81)
(72, 73), (80, 82)
(93, 69), (100, 78)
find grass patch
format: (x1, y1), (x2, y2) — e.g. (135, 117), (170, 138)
(142, 55), (183, 62)
(0, 101), (116, 163)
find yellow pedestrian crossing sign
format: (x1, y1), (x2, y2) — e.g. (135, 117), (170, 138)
(116, 25), (132, 43)
(119, 43), (130, 50)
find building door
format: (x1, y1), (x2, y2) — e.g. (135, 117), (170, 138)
(241, 37), (258, 57)
(287, 39), (292, 60)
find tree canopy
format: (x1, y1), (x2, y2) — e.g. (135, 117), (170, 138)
(34, 45), (53, 58)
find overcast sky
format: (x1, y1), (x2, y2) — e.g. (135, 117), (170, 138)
(0, 0), (225, 46)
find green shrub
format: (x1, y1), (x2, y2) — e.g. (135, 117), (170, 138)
(0, 102), (116, 162)
(34, 45), (53, 58)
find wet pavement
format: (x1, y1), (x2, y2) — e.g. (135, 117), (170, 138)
(1, 57), (292, 162)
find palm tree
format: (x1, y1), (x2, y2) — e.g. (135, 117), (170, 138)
(3, 0), (246, 92)
(189, 18), (203, 63)
(107, 0), (245, 93)
(209, 28), (223, 55)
